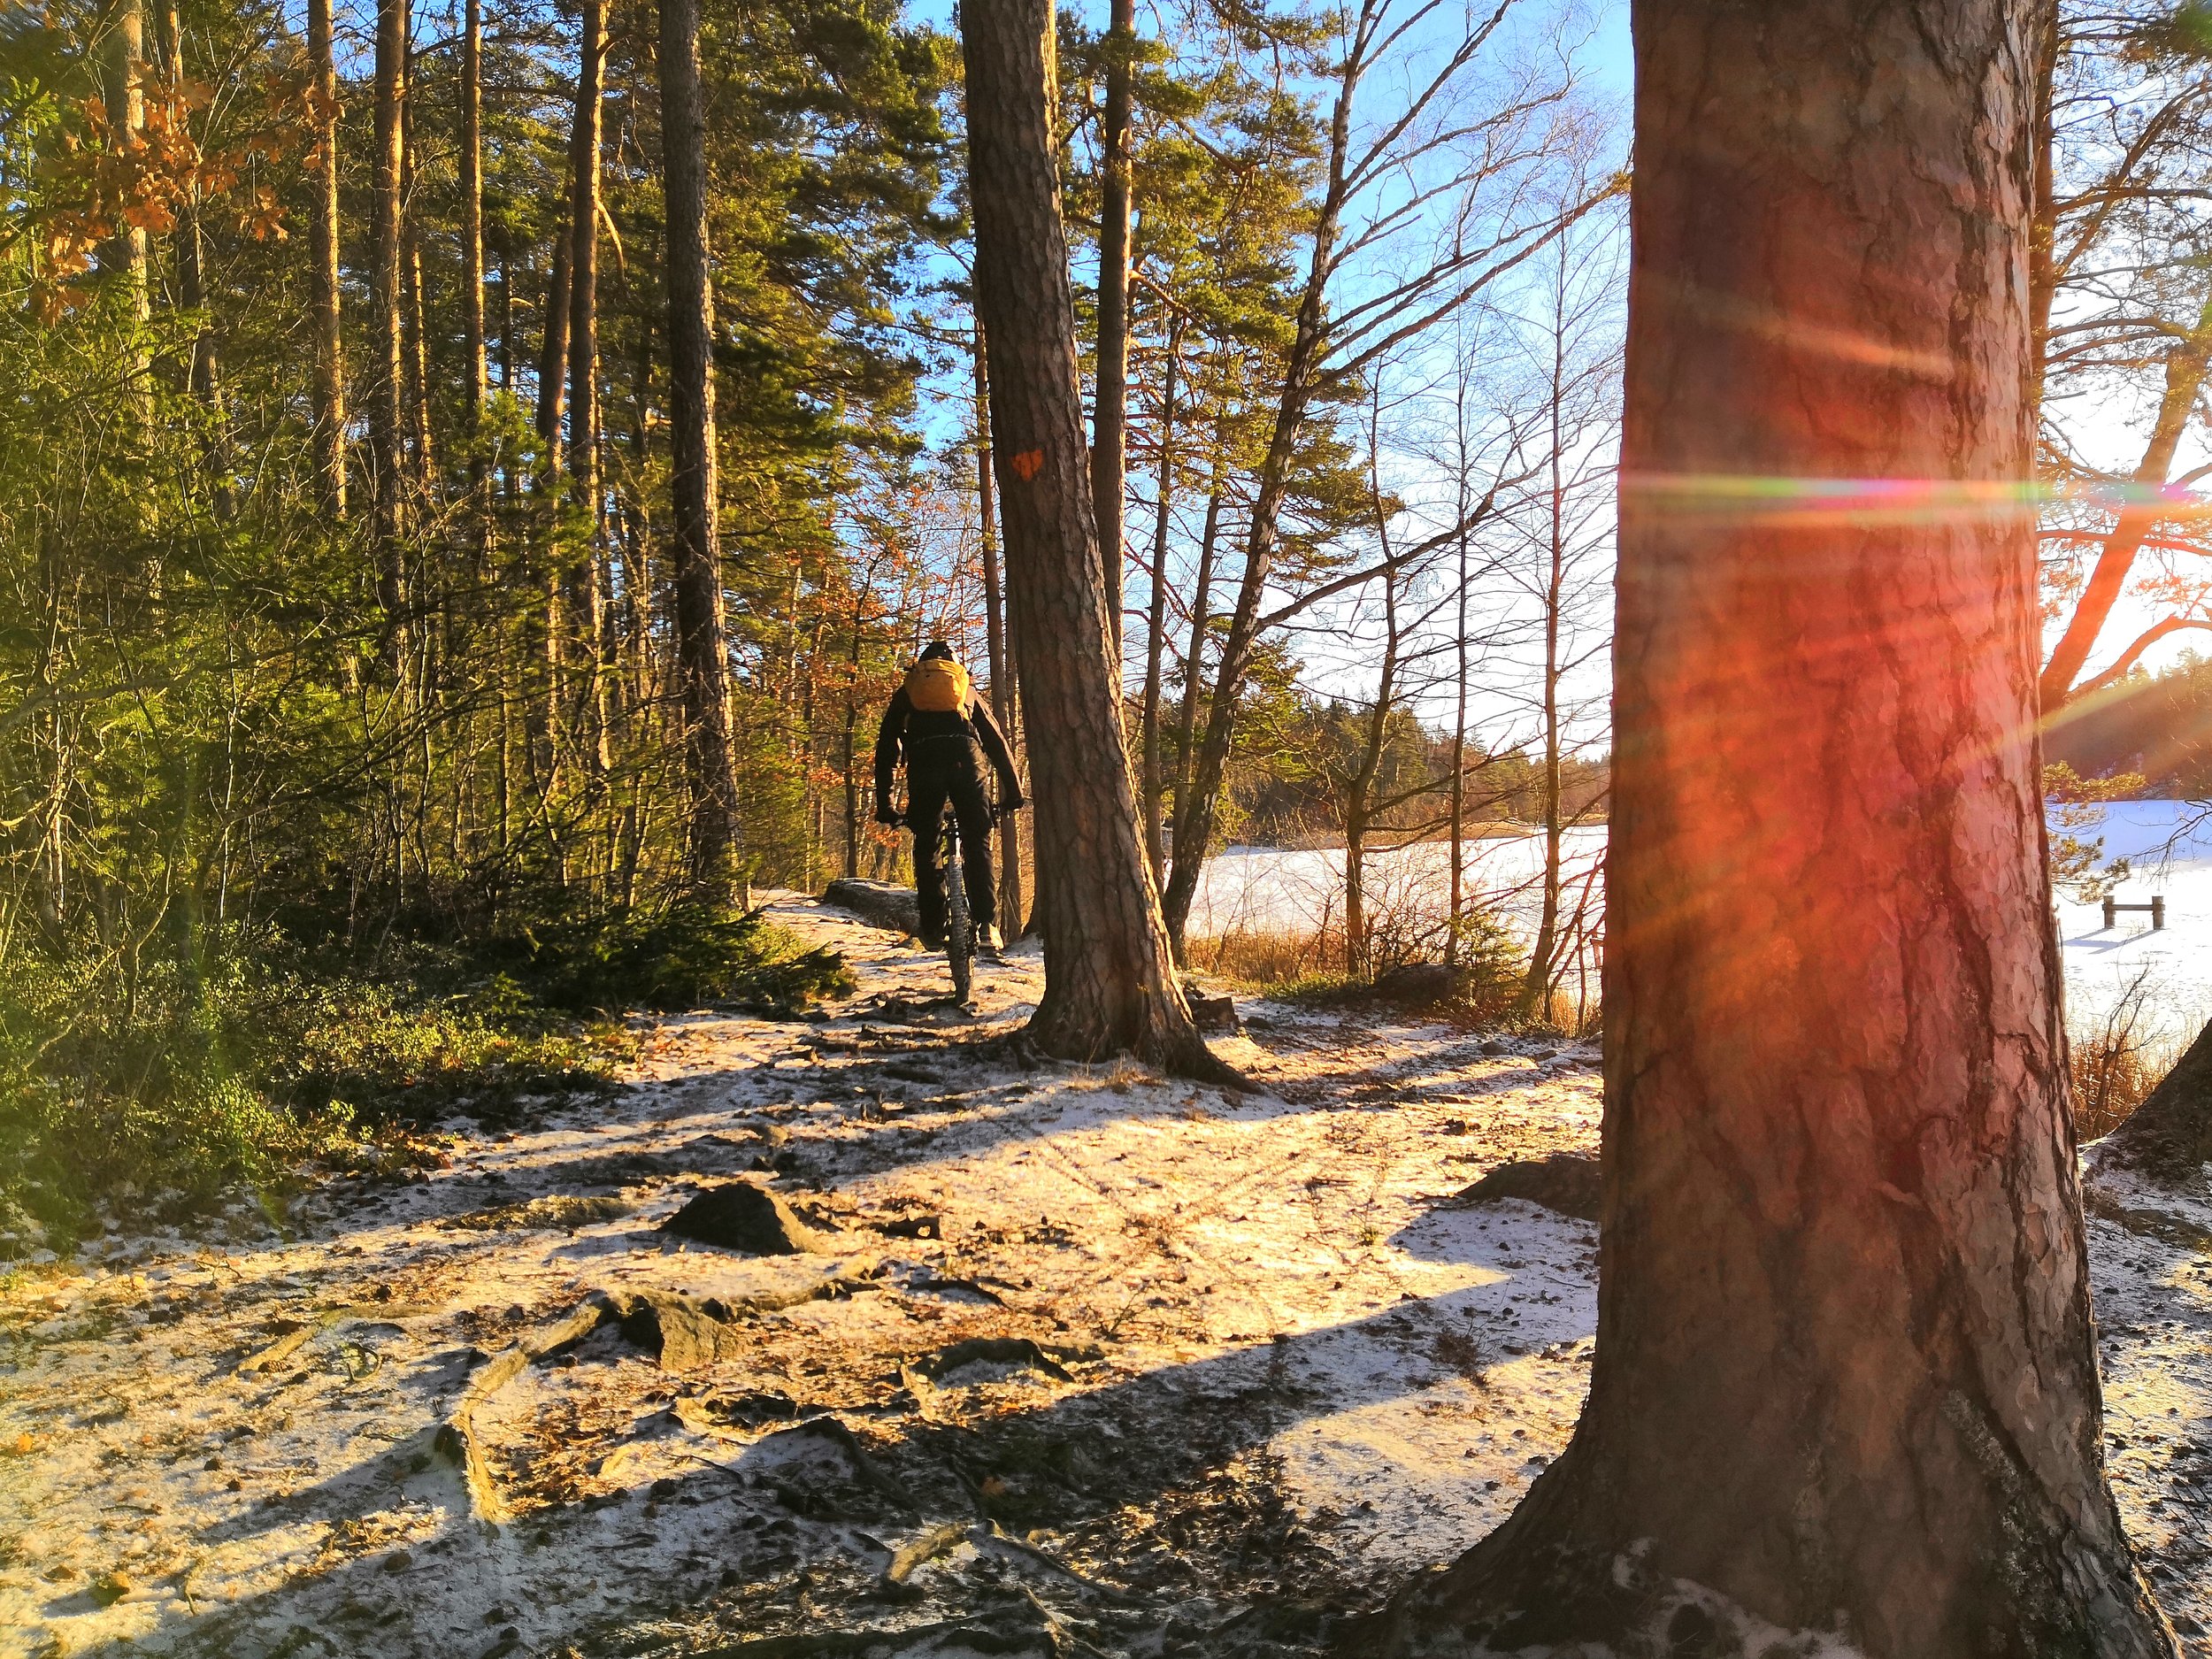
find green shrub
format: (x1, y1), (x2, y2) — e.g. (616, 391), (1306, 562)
(0, 902), (849, 1256)
(495, 902), (854, 1014)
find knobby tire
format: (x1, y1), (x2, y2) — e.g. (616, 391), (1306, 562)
(943, 825), (973, 1003)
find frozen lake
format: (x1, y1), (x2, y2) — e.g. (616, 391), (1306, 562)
(1190, 802), (2212, 1042)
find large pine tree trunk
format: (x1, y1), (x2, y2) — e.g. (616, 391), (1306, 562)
(1386, 3), (2174, 1652)
(307, 0), (345, 516)
(960, 0), (1225, 1078)
(658, 0), (743, 898)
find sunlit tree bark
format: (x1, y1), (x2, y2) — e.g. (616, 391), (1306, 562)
(307, 0), (345, 515)
(960, 0), (1224, 1074)
(659, 0), (743, 896)
(1091, 0), (1136, 675)
(461, 0), (488, 526)
(369, 0), (409, 652)
(568, 0), (611, 773)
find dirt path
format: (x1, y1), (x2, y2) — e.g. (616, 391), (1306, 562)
(2, 894), (2208, 1658)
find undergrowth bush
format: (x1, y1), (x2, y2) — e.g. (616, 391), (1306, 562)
(0, 903), (850, 1257)
(2069, 969), (2181, 1142)
(489, 902), (854, 1014)
(1190, 904), (1549, 1029)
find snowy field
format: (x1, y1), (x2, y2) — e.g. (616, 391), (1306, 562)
(1190, 803), (2212, 1048)
(2056, 801), (2212, 1047)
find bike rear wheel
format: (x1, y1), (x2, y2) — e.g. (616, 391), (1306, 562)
(943, 849), (974, 1002)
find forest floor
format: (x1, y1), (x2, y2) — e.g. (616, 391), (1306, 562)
(2, 894), (2209, 1659)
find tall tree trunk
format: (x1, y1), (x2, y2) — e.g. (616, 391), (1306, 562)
(1517, 319), (1569, 1020)
(400, 75), (434, 500)
(461, 0), (488, 527)
(960, 0), (1225, 1077)
(843, 593), (864, 879)
(1448, 404), (1471, 965)
(568, 0), (610, 774)
(1170, 442), (1225, 845)
(98, 0), (149, 320)
(1385, 4), (2174, 1651)
(369, 0), (410, 656)
(2028, 0), (2059, 419)
(497, 251), (513, 395)
(536, 226), (572, 479)
(974, 324), (1025, 933)
(159, 0), (227, 514)
(1157, 53), (1358, 949)
(1343, 461), (1398, 979)
(307, 0), (345, 515)
(1090, 0), (1136, 680)
(534, 199), (572, 772)
(659, 0), (742, 898)
(1139, 326), (1179, 882)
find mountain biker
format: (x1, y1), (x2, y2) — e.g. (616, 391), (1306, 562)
(873, 641), (1025, 952)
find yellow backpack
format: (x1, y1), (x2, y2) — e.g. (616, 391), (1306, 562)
(905, 658), (972, 715)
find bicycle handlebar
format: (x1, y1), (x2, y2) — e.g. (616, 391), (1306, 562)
(883, 799), (1025, 831)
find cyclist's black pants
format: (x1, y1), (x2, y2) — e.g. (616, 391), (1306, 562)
(908, 734), (996, 940)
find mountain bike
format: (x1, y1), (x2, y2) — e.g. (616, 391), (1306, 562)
(893, 800), (1017, 1003)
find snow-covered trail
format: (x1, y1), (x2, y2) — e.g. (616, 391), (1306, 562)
(0, 895), (2206, 1657)
(0, 897), (1605, 1658)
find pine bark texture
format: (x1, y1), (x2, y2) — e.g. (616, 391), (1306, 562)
(1386, 4), (2174, 1654)
(959, 0), (1222, 1077)
(307, 0), (345, 515)
(659, 0), (743, 895)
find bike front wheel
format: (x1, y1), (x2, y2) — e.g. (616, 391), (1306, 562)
(944, 855), (974, 1002)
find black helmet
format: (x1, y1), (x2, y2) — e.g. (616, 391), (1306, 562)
(918, 640), (955, 663)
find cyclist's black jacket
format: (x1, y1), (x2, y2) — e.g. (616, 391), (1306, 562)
(872, 684), (1021, 809)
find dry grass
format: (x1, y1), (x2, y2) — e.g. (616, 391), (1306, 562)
(1187, 927), (1349, 989)
(1185, 922), (1604, 1037)
(2070, 969), (2183, 1142)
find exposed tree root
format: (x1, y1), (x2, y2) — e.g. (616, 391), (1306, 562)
(435, 1292), (621, 1524)
(1348, 1433), (2179, 1659)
